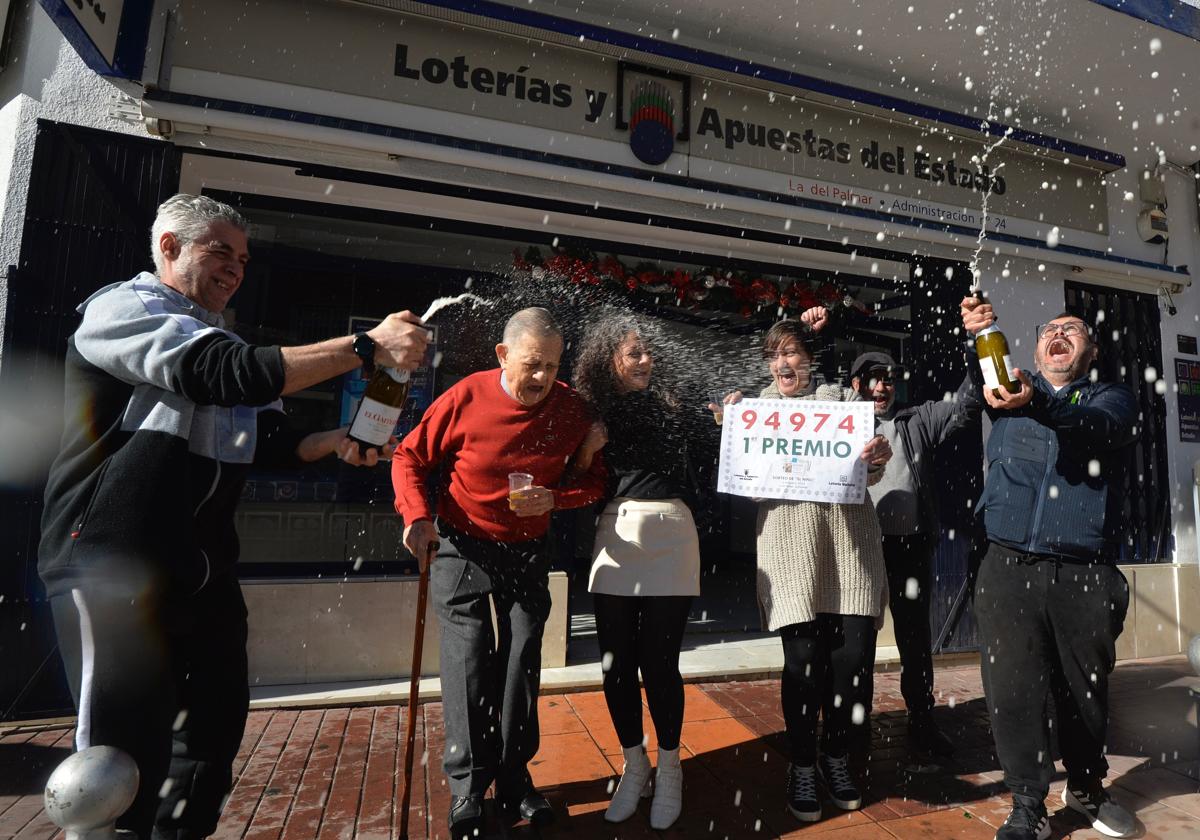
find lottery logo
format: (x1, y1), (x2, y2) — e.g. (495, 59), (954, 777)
(628, 79), (675, 166)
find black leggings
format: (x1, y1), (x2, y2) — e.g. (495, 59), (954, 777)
(594, 593), (692, 751)
(780, 614), (878, 764)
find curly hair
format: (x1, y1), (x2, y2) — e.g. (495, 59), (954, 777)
(573, 309), (678, 420)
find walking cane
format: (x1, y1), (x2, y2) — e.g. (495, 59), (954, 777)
(399, 539), (438, 840)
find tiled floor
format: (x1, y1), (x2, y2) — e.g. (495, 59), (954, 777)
(2, 657), (1197, 839)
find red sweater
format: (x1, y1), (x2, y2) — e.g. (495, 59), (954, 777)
(392, 369), (606, 542)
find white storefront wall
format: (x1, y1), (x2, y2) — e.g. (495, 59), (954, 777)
(3, 0), (1199, 673)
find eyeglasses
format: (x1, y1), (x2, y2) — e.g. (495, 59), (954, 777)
(761, 347), (808, 362)
(1036, 322), (1090, 340)
(861, 370), (896, 385)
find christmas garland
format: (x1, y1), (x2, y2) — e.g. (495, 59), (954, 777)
(512, 247), (866, 319)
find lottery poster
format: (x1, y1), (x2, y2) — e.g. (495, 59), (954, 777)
(716, 399), (874, 504)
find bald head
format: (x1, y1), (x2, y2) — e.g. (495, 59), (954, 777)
(502, 307), (561, 345)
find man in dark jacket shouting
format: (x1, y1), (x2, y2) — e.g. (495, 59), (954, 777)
(39, 194), (430, 840)
(960, 297), (1136, 840)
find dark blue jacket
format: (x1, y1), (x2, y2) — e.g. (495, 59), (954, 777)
(960, 368), (1138, 560)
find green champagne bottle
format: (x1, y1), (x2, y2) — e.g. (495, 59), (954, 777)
(975, 324), (1020, 396)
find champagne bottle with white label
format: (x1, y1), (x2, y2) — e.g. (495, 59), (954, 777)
(348, 367), (411, 454)
(975, 324), (1020, 396)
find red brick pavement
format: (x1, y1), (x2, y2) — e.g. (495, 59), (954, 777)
(2, 658), (1198, 839)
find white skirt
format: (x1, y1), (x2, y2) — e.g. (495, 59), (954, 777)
(588, 498), (701, 597)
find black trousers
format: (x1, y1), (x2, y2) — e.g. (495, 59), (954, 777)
(974, 542), (1129, 801)
(882, 532), (938, 717)
(779, 614), (878, 764)
(51, 574), (249, 840)
(593, 593), (692, 751)
(431, 525), (553, 799)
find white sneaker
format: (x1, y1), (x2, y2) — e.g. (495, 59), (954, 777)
(650, 747), (683, 830)
(604, 745), (652, 823)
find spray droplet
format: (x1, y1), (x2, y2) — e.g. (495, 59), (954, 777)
(905, 576), (920, 600)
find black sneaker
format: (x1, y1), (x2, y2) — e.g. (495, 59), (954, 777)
(448, 794), (484, 840)
(909, 714), (955, 759)
(904, 714), (955, 773)
(785, 763), (821, 822)
(1063, 782), (1136, 838)
(498, 787), (555, 828)
(996, 797), (1049, 840)
(817, 753), (862, 811)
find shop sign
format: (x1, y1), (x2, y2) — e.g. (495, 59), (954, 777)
(37, 0), (148, 78)
(164, 0), (1112, 248)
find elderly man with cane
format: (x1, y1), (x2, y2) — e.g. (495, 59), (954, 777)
(393, 307), (606, 840)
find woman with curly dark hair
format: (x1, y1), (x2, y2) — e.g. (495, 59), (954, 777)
(570, 310), (701, 831)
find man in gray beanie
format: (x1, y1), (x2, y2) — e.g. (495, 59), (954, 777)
(848, 350), (964, 766)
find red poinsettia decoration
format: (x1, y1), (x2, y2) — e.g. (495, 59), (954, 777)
(511, 248), (865, 320)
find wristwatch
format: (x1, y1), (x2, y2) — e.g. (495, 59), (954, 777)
(352, 332), (376, 375)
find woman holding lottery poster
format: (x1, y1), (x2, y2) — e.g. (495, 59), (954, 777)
(725, 313), (892, 825)
(570, 311), (706, 831)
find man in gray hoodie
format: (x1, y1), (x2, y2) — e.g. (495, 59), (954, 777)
(39, 194), (429, 840)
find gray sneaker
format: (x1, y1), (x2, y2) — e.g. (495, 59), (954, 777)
(1062, 783), (1136, 838)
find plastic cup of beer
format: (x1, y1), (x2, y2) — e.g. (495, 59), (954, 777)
(508, 472), (534, 509)
(708, 392), (726, 426)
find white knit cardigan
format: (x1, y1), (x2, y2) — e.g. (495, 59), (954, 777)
(755, 382), (888, 632)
